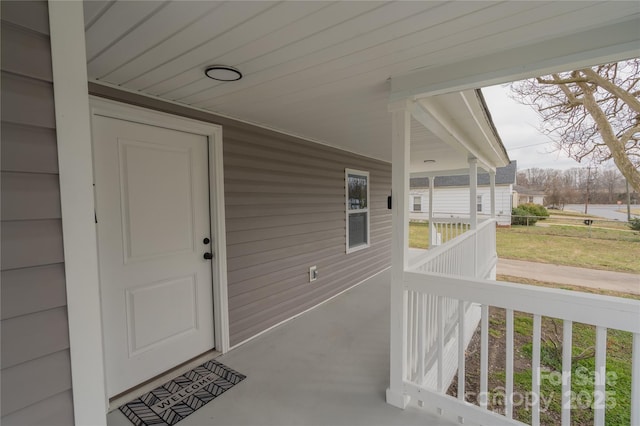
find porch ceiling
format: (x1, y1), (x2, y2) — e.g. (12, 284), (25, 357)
(84, 1), (640, 164)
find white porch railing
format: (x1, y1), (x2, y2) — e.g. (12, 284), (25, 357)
(429, 218), (471, 246)
(406, 219), (495, 402)
(399, 220), (640, 426)
(410, 218), (496, 278)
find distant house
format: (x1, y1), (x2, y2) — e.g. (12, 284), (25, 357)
(410, 161), (517, 226)
(513, 185), (545, 206)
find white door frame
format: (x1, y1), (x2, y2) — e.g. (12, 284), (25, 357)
(90, 97), (230, 361)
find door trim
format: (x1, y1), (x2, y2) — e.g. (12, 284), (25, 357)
(89, 97), (230, 399)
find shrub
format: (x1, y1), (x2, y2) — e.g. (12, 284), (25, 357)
(511, 207), (538, 226)
(629, 217), (640, 231)
(519, 203), (549, 219)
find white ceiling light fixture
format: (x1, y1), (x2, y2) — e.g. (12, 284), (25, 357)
(204, 65), (242, 82)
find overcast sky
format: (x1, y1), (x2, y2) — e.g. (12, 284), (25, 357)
(482, 84), (585, 171)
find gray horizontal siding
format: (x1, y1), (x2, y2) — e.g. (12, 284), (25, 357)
(1, 1), (73, 423)
(1, 172), (62, 220)
(0, 350), (72, 416)
(1, 220), (65, 270)
(1, 307), (70, 369)
(88, 83), (392, 348)
(1, 72), (56, 129)
(1, 264), (67, 320)
(224, 131), (392, 346)
(0, 391), (73, 426)
(1, 21), (53, 82)
(0, 1), (50, 35)
(1, 123), (59, 173)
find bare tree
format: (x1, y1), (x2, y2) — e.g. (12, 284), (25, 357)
(511, 59), (640, 192)
(602, 167), (623, 203)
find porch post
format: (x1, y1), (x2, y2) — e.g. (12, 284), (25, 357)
(469, 158), (478, 230)
(428, 176), (435, 247)
(48, 1), (108, 423)
(490, 170), (496, 219)
(386, 99), (412, 409)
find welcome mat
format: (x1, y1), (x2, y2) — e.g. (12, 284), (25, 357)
(119, 359), (246, 426)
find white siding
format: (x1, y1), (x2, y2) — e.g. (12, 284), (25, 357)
(518, 194), (544, 205)
(410, 185), (512, 225)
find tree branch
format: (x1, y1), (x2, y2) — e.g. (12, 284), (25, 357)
(580, 68), (640, 114)
(619, 124), (640, 144)
(575, 80), (640, 191)
(537, 76), (588, 85)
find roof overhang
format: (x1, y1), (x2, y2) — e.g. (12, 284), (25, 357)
(83, 1), (640, 163)
(408, 89), (510, 176)
(391, 16), (640, 100)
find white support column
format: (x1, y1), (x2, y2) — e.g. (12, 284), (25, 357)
(428, 177), (435, 247)
(386, 99), (412, 409)
(490, 170), (496, 219)
(48, 1), (108, 424)
(469, 158), (478, 230)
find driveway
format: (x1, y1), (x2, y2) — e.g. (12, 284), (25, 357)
(497, 258), (640, 295)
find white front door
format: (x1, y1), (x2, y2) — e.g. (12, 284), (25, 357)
(93, 113), (215, 397)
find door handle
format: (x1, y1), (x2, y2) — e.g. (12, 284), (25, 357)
(203, 252), (213, 260)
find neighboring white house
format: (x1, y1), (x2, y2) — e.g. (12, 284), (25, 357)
(409, 161), (517, 226)
(513, 185), (545, 207)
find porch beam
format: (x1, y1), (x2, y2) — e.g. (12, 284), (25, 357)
(412, 99), (494, 173)
(469, 158), (478, 230)
(386, 99), (412, 409)
(490, 170), (496, 219)
(411, 168), (472, 178)
(390, 17), (640, 100)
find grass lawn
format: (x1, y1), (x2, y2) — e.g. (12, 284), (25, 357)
(496, 227), (640, 273)
(489, 275), (640, 425)
(617, 208), (640, 215)
(496, 274), (640, 300)
(489, 312), (633, 425)
(409, 221), (430, 249)
(548, 209), (600, 218)
(409, 222), (640, 273)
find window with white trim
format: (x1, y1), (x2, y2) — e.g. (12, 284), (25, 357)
(477, 195), (483, 212)
(346, 169), (370, 253)
(413, 196), (422, 212)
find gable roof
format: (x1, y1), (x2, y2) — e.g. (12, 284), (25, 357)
(410, 161), (517, 188)
(514, 185), (546, 196)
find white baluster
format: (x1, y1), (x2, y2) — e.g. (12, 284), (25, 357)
(594, 326), (607, 426)
(532, 315), (541, 426)
(561, 320), (573, 426)
(418, 293), (426, 385)
(480, 305), (489, 409)
(632, 333), (640, 426)
(458, 299), (466, 401)
(437, 296), (444, 392)
(407, 291), (414, 380)
(505, 309), (514, 418)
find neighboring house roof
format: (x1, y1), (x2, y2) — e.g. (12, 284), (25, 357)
(410, 161), (517, 188)
(513, 185), (546, 196)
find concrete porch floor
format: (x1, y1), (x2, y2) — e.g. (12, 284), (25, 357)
(107, 268), (454, 426)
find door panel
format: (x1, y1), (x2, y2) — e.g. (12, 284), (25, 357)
(125, 274), (197, 355)
(93, 115), (214, 397)
(119, 139), (195, 261)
